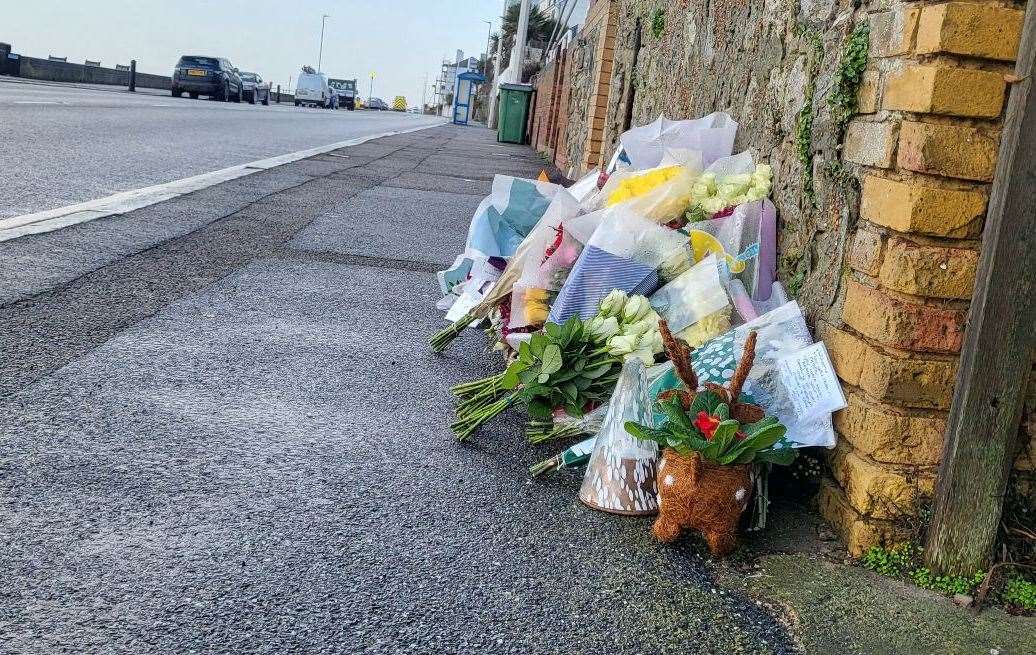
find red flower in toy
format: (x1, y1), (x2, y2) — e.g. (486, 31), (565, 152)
(694, 411), (721, 440)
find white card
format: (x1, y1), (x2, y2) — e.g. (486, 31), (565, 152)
(776, 342), (847, 423)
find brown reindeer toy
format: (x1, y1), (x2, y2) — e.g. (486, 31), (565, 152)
(623, 320), (795, 557)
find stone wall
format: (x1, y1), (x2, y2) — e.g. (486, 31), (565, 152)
(533, 0), (1032, 556)
(18, 56), (171, 90)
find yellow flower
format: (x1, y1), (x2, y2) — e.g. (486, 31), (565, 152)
(677, 309), (732, 348)
(606, 165), (684, 206)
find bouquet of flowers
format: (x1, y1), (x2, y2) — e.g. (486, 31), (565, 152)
(430, 189), (582, 353)
(686, 199), (778, 300)
(684, 153), (772, 223)
(595, 151), (704, 224)
(547, 209), (687, 324)
(450, 316), (623, 441)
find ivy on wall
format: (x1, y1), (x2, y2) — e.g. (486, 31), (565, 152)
(828, 24), (871, 132)
(651, 9), (665, 39)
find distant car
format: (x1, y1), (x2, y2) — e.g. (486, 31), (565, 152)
(366, 97), (389, 111)
(328, 78), (358, 110)
(239, 72), (270, 105)
(295, 72), (336, 109)
(171, 55), (242, 102)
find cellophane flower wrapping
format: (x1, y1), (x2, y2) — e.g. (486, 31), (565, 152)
(686, 198), (778, 300)
(547, 208), (688, 323)
(437, 175), (562, 306)
(509, 192), (584, 329)
(692, 301), (846, 448)
(595, 153), (703, 223)
(648, 255), (730, 335)
(619, 112), (738, 169)
(578, 358), (659, 515)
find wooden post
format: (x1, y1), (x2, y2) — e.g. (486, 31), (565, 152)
(925, 4), (1036, 575)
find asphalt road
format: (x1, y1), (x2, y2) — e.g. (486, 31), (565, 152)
(0, 125), (800, 654)
(0, 78), (442, 218)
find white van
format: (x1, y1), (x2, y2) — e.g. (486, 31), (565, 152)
(295, 72), (336, 109)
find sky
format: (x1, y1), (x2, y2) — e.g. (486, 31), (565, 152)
(4, 0), (508, 104)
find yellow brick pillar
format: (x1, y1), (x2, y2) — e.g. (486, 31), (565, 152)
(819, 0), (1026, 556)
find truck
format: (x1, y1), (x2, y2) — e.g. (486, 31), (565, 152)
(328, 78), (358, 111)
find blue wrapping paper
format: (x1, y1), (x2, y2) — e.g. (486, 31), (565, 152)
(547, 246), (658, 323)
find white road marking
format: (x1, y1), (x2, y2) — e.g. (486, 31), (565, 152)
(14, 100), (60, 105)
(0, 121), (445, 242)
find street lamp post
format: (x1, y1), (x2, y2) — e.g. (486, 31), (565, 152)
(368, 71), (375, 104)
(482, 19), (493, 76)
(317, 14), (330, 73)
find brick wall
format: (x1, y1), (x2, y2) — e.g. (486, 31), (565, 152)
(531, 0), (619, 177)
(819, 0), (1028, 555)
(530, 0), (1033, 556)
(530, 67), (555, 152)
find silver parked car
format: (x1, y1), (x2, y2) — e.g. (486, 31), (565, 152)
(239, 72), (271, 105)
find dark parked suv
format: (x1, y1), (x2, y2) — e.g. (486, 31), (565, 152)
(171, 56), (242, 102)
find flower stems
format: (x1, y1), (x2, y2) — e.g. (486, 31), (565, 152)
(429, 312), (477, 353)
(529, 454), (564, 478)
(451, 371), (506, 399)
(525, 420), (591, 445)
(452, 393), (518, 442)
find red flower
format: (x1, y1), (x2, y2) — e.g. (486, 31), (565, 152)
(694, 411), (721, 440)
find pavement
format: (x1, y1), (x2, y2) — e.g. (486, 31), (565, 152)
(2, 121), (1033, 654)
(0, 77), (442, 218)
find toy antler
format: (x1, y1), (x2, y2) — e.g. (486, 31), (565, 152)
(659, 319), (697, 390)
(728, 331), (757, 404)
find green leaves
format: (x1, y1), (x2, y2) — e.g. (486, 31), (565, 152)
(540, 344), (562, 377)
(689, 389), (723, 416)
(625, 391), (797, 467)
(507, 318), (624, 426)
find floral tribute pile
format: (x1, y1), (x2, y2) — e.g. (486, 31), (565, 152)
(430, 113), (848, 557)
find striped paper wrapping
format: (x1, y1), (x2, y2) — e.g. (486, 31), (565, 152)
(547, 246), (658, 323)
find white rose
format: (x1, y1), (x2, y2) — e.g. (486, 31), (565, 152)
(623, 317), (654, 337)
(643, 329), (665, 354)
(598, 289), (628, 317)
(607, 334), (638, 356)
(589, 315), (620, 341)
(717, 183), (740, 199)
(621, 295), (651, 323)
(745, 187), (768, 202)
(701, 197), (727, 214)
